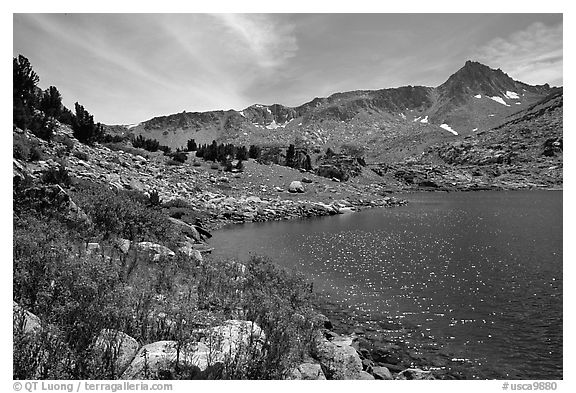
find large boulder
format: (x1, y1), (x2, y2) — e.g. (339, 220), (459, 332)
(120, 340), (210, 379)
(372, 366), (393, 380)
(92, 329), (140, 376)
(288, 181), (305, 193)
(177, 243), (203, 263)
(134, 242), (175, 262)
(312, 332), (363, 380)
(168, 217), (201, 242)
(121, 320), (265, 380)
(13, 301), (42, 335)
(205, 320), (265, 363)
(113, 238), (132, 254)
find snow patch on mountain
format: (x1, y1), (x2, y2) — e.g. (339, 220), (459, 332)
(474, 94), (482, 98)
(239, 111), (246, 118)
(265, 119), (290, 130)
(420, 115), (429, 124)
(440, 124), (458, 136)
(413, 116), (422, 122)
(400, 113), (406, 120)
(489, 96), (510, 106)
(505, 91), (520, 99)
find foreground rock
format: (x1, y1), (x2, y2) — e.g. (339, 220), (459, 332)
(121, 320), (264, 380)
(288, 362), (326, 380)
(288, 180), (305, 193)
(396, 367), (435, 380)
(134, 242), (176, 262)
(92, 329), (139, 376)
(372, 365), (394, 380)
(311, 332), (363, 380)
(121, 340), (205, 379)
(13, 301), (42, 335)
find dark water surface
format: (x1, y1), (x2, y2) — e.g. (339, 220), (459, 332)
(209, 191), (562, 379)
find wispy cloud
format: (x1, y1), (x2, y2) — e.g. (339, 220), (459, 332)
(473, 21), (563, 85)
(210, 14), (298, 69)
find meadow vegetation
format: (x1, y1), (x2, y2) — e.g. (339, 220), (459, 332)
(13, 169), (319, 379)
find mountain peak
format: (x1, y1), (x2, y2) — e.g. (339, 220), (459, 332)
(438, 60), (518, 101)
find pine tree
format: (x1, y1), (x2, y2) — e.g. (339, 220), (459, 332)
(40, 86), (63, 119)
(187, 138), (197, 151)
(13, 55), (39, 131)
(249, 144), (261, 159)
(285, 144), (296, 168)
(72, 103), (103, 145)
(236, 146), (249, 161)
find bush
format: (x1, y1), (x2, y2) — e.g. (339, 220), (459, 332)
(73, 151), (89, 161)
(29, 146), (43, 161)
(132, 135), (160, 152)
(169, 151), (187, 163)
(197, 256), (317, 379)
(163, 198), (193, 209)
(28, 113), (57, 141)
(41, 164), (71, 187)
(53, 134), (75, 152)
(148, 190), (162, 207)
(13, 134), (43, 161)
(71, 181), (182, 247)
(13, 211), (198, 379)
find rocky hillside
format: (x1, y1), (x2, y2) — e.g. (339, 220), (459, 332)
(13, 124), (405, 233)
(113, 61), (555, 162)
(369, 89), (563, 191)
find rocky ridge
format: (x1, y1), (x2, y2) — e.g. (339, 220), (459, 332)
(114, 61), (555, 163)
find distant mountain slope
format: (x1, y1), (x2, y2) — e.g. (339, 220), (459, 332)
(113, 61), (556, 162)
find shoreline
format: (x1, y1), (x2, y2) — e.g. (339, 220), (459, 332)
(203, 187), (563, 380)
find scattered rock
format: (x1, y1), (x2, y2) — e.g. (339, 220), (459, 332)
(316, 313), (333, 330)
(358, 371), (375, 380)
(396, 368), (435, 380)
(85, 242), (102, 255)
(288, 363), (326, 380)
(372, 366), (393, 380)
(288, 181), (305, 193)
(113, 238), (132, 254)
(177, 244), (203, 263)
(312, 332), (363, 380)
(134, 242), (175, 262)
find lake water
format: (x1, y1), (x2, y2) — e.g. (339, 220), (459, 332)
(208, 191), (563, 379)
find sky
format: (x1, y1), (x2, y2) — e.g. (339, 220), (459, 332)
(13, 13), (563, 125)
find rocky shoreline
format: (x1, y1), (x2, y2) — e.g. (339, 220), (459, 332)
(310, 295), (475, 380)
